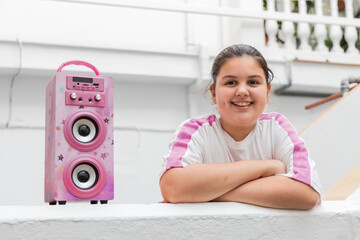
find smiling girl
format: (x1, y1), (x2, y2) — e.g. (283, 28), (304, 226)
(159, 44), (321, 210)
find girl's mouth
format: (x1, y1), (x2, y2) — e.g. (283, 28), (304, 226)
(231, 102), (253, 107)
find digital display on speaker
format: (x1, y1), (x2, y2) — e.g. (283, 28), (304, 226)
(73, 77), (93, 83)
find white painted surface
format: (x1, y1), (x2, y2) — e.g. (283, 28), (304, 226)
(1, 201), (360, 240)
(301, 85), (360, 193)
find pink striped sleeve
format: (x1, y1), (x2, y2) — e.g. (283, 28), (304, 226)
(259, 113), (311, 185)
(165, 114), (216, 171)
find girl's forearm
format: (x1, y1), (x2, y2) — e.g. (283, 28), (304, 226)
(160, 160), (285, 203)
(213, 175), (320, 210)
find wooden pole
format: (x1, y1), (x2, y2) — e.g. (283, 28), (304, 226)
(305, 92), (342, 110)
(305, 85), (357, 110)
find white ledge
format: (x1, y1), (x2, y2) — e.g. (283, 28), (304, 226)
(0, 39), (199, 85)
(1, 201), (360, 239)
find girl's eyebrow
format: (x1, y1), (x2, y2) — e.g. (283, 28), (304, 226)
(221, 75), (237, 79)
(247, 75), (263, 79)
(222, 74), (264, 80)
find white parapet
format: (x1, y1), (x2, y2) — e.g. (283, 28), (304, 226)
(1, 201), (360, 239)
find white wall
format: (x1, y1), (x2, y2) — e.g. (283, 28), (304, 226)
(300, 85), (360, 193)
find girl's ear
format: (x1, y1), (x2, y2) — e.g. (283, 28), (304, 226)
(210, 84), (216, 104)
(266, 84), (271, 102)
(267, 84), (271, 96)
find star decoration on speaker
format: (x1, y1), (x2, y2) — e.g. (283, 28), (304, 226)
(61, 120), (66, 124)
(58, 154), (64, 161)
(104, 118), (109, 124)
(101, 153), (107, 160)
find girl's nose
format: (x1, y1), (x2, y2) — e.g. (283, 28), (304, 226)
(235, 83), (249, 97)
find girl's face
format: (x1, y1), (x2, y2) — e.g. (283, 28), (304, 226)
(210, 56), (271, 140)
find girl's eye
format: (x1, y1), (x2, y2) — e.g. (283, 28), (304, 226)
(225, 80), (236, 86)
(248, 80), (259, 85)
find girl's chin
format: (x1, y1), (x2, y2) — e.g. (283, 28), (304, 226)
(234, 119), (255, 126)
(233, 115), (258, 125)
(221, 116), (252, 125)
(220, 111), (259, 124)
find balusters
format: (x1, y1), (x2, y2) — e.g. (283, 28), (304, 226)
(265, 0), (278, 48)
(344, 0), (358, 54)
(329, 0), (343, 53)
(281, 0), (295, 49)
(263, 0), (358, 56)
(314, 0), (328, 52)
(297, 0), (311, 50)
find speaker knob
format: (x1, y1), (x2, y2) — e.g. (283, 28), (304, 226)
(70, 92), (77, 100)
(94, 94), (101, 101)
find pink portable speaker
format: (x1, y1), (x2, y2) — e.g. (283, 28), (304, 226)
(45, 61), (114, 205)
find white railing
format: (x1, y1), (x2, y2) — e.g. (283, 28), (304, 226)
(265, 0), (360, 55)
(52, 0), (360, 60)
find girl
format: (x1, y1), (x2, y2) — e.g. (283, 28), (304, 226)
(159, 44), (321, 210)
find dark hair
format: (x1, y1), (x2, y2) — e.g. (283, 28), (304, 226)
(211, 44), (273, 89)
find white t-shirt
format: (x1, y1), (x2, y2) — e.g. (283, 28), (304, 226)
(161, 112), (321, 194)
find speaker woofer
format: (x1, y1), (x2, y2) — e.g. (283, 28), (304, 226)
(64, 111), (107, 152)
(72, 117), (98, 143)
(71, 163), (99, 190)
(63, 156), (107, 199)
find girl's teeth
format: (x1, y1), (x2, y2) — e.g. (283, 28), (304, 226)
(234, 102), (251, 107)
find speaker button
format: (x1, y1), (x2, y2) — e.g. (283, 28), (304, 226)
(70, 92), (77, 100)
(94, 94), (101, 101)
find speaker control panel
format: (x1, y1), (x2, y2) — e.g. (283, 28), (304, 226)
(66, 75), (104, 92)
(65, 75), (106, 107)
(65, 91), (105, 108)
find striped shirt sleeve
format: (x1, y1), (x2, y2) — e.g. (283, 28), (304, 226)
(260, 113), (321, 194)
(160, 114), (216, 176)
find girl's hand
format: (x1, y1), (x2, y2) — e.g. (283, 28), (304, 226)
(262, 159), (286, 177)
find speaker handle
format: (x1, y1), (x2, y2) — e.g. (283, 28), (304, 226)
(57, 60), (100, 76)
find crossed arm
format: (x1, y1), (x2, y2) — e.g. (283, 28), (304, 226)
(159, 160), (320, 210)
